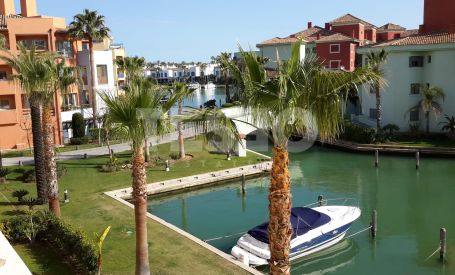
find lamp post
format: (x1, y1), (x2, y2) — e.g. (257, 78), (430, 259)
(64, 189), (69, 203)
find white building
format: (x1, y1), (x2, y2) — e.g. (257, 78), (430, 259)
(146, 63), (218, 83)
(356, 32), (455, 132)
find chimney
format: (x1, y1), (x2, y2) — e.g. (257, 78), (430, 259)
(317, 33), (321, 40)
(0, 0), (15, 15)
(20, 0), (37, 17)
(308, 22), (313, 29)
(325, 23), (332, 30)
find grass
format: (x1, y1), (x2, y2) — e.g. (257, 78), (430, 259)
(0, 138), (263, 274)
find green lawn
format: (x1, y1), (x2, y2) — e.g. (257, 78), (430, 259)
(1, 139), (263, 274)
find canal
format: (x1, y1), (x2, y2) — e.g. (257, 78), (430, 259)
(148, 142), (455, 274)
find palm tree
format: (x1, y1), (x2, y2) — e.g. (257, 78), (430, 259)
(236, 44), (379, 274)
(2, 46), (49, 202)
(440, 115), (455, 136)
(199, 63), (207, 83)
(68, 9), (110, 129)
(172, 82), (196, 159)
(410, 85), (445, 134)
(100, 78), (177, 275)
(366, 49), (388, 132)
(43, 60), (79, 217)
(217, 52), (232, 102)
(116, 56), (146, 85)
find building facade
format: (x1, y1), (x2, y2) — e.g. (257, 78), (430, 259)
(356, 0), (455, 132)
(0, 0), (81, 150)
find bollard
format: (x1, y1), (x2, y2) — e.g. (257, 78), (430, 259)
(83, 153), (88, 159)
(375, 150), (379, 167)
(371, 210), (377, 238)
(64, 189), (69, 203)
(416, 151), (420, 170)
(318, 195), (323, 206)
(165, 160), (170, 172)
(241, 174), (246, 194)
(76, 145), (80, 150)
(226, 152), (231, 161)
(440, 228), (447, 260)
(18, 160), (23, 166)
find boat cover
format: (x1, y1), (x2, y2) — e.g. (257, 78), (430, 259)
(247, 207), (331, 244)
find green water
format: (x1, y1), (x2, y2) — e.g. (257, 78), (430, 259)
(148, 144), (455, 274)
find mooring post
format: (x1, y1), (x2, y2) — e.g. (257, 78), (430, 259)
(241, 174), (246, 194)
(440, 228), (447, 260)
(371, 210), (377, 238)
(318, 195), (323, 206)
(416, 151), (420, 170)
(375, 150), (379, 167)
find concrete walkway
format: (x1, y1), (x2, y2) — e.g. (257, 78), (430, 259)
(2, 128), (196, 167)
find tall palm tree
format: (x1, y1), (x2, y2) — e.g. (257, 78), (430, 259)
(42, 60), (79, 217)
(411, 85), (445, 134)
(116, 56), (146, 85)
(366, 49), (388, 132)
(100, 78), (177, 275)
(237, 44), (379, 274)
(2, 46), (49, 202)
(217, 52), (232, 102)
(68, 9), (110, 128)
(172, 82), (196, 159)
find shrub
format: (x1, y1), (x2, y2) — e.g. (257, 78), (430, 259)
(409, 123), (421, 137)
(0, 167), (9, 178)
(70, 136), (89, 145)
(203, 99), (217, 108)
(1, 211), (98, 273)
(72, 113), (85, 138)
(12, 189), (29, 202)
(57, 164), (67, 179)
(383, 124), (400, 135)
(88, 128), (106, 141)
(222, 103), (233, 108)
(169, 152), (180, 160)
(100, 157), (120, 173)
(20, 169), (35, 183)
(340, 121), (376, 144)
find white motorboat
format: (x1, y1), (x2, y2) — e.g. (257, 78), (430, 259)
(204, 82), (216, 90)
(231, 206), (361, 266)
(188, 83), (201, 90)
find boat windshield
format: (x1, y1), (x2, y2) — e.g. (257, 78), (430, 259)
(247, 207), (331, 244)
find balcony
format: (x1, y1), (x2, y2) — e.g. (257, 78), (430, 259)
(0, 80), (18, 94)
(0, 109), (18, 125)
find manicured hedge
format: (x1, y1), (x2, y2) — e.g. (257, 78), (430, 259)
(70, 136), (89, 145)
(1, 212), (98, 273)
(340, 121), (376, 144)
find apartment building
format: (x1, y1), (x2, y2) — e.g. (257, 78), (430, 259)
(355, 0), (455, 132)
(0, 0), (81, 150)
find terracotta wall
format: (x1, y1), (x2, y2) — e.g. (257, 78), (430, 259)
(422, 0), (455, 33)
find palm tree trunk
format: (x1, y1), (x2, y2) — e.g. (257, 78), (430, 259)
(426, 111), (430, 134)
(30, 104), (47, 202)
(42, 106), (61, 217)
(178, 99), (185, 159)
(375, 82), (382, 132)
(225, 75), (231, 103)
(268, 146), (292, 275)
(89, 39), (99, 133)
(132, 146), (150, 275)
(144, 138), (150, 163)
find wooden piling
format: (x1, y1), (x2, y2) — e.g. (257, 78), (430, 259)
(375, 150), (379, 167)
(318, 195), (323, 206)
(371, 210), (377, 238)
(241, 174), (246, 194)
(416, 151), (420, 170)
(440, 228), (447, 260)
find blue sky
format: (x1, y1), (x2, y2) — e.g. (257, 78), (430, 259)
(33, 0), (423, 62)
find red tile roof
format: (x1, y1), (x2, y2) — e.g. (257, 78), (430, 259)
(329, 13), (376, 29)
(316, 33), (357, 43)
(368, 32), (455, 47)
(377, 23), (406, 32)
(257, 26), (336, 46)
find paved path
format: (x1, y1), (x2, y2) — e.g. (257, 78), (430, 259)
(2, 128), (196, 167)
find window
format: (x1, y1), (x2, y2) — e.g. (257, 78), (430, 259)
(330, 44), (340, 53)
(409, 56), (424, 67)
(18, 39), (47, 50)
(410, 83), (421, 95)
(410, 108), (420, 122)
(370, 83), (376, 94)
(369, 108), (377, 119)
(191, 72), (195, 77)
(96, 65), (108, 85)
(63, 93), (77, 107)
(81, 90), (90, 105)
(82, 43), (89, 50)
(428, 55), (432, 63)
(56, 40), (73, 58)
(80, 66), (88, 85)
(0, 99), (10, 110)
(0, 71), (7, 80)
(329, 60), (341, 69)
(364, 58), (369, 67)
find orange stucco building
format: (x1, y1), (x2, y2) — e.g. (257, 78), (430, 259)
(0, 0), (82, 150)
